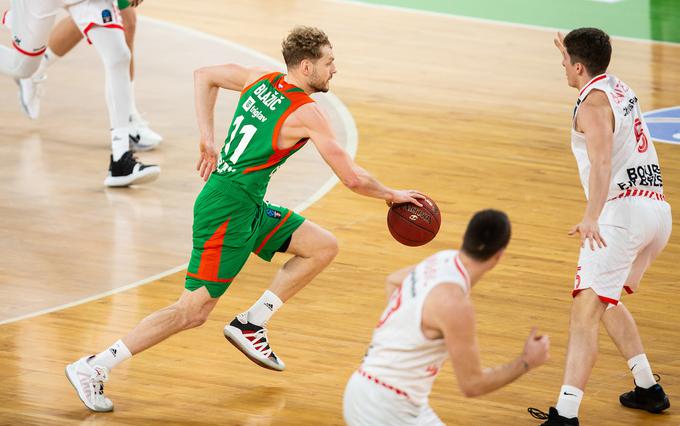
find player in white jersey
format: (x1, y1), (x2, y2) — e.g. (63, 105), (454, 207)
(530, 28), (672, 426)
(344, 210), (550, 426)
(0, 0), (159, 186)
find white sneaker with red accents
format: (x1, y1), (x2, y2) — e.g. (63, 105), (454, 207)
(223, 313), (285, 371)
(65, 356), (114, 412)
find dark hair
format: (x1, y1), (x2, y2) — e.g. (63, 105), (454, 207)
(564, 27), (612, 76)
(281, 26), (331, 68)
(462, 209), (511, 261)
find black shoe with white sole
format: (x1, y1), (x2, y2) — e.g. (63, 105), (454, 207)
(223, 314), (285, 371)
(104, 151), (160, 187)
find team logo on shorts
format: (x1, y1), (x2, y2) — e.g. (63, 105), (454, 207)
(266, 208), (282, 219)
(102, 9), (113, 23)
(643, 106), (680, 145)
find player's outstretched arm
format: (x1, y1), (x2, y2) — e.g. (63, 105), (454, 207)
(193, 65), (267, 181)
(568, 91), (613, 250)
(385, 266), (415, 300)
(299, 104), (423, 206)
(424, 284), (550, 397)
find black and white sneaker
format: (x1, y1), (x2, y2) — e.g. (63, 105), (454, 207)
(104, 151), (160, 187)
(528, 407), (579, 425)
(223, 314), (285, 371)
(620, 380), (670, 414)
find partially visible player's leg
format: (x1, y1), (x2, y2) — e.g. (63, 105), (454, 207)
(119, 4), (163, 151)
(15, 16), (81, 119)
(66, 285), (220, 412)
(0, 0), (56, 79)
(224, 204), (338, 371)
(602, 203), (672, 413)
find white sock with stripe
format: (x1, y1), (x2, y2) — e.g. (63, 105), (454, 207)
(88, 339), (132, 371)
(628, 353), (656, 389)
(555, 385), (583, 419)
(245, 290), (283, 326)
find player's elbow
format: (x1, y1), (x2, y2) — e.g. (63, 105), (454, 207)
(341, 175), (361, 190)
(459, 382), (484, 398)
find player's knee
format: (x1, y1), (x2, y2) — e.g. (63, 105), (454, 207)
(182, 309), (210, 329)
(317, 232), (339, 264)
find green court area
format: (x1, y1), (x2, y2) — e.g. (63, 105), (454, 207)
(355, 0), (680, 43)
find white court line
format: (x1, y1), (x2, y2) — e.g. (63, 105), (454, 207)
(0, 16), (358, 326)
(333, 0), (680, 47)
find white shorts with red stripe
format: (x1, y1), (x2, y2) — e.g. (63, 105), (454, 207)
(573, 189), (671, 305)
(5, 0), (122, 57)
(343, 371), (444, 426)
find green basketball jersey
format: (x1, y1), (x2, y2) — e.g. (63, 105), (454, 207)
(213, 72), (314, 202)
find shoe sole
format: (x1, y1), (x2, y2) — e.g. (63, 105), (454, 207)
(223, 325), (285, 372)
(620, 397), (670, 414)
(104, 166), (161, 187)
(65, 364), (113, 412)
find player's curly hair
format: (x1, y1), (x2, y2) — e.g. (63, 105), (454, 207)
(564, 27), (612, 76)
(282, 26), (331, 68)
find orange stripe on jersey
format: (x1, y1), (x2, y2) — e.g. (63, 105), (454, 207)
(253, 211), (292, 255)
(189, 219), (234, 283)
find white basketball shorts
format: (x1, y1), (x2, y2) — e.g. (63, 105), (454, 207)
(572, 189), (671, 305)
(343, 371), (444, 426)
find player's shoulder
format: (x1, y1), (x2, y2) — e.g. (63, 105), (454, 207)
(293, 102), (329, 126)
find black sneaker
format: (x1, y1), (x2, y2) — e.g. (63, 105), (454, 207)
(528, 407), (579, 425)
(223, 313), (285, 371)
(104, 150), (160, 187)
(620, 382), (670, 413)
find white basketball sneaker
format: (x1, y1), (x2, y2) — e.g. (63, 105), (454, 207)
(16, 73), (46, 120)
(673, 132), (680, 141)
(129, 113), (163, 151)
(65, 356), (114, 412)
(223, 313), (285, 371)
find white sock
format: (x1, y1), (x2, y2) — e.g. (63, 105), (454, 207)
(246, 290), (283, 326)
(111, 127), (130, 161)
(555, 385), (583, 419)
(628, 354), (656, 389)
(34, 47), (59, 78)
(88, 339), (132, 371)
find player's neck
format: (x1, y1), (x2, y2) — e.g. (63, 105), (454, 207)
(458, 252), (487, 287)
(284, 73), (314, 95)
(576, 72), (599, 91)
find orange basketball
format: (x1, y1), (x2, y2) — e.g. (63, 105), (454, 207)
(387, 195), (441, 246)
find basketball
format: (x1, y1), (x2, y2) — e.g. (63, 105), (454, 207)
(387, 196), (441, 246)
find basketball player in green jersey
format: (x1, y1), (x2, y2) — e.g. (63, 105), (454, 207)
(16, 0), (163, 151)
(66, 26), (424, 412)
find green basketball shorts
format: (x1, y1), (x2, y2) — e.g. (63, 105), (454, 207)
(185, 177), (305, 298)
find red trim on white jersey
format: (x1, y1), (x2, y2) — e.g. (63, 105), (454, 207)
(453, 255), (470, 290)
(607, 188), (666, 202)
(2, 10), (8, 26)
(579, 74), (608, 97)
(357, 368), (411, 400)
(82, 23), (125, 44)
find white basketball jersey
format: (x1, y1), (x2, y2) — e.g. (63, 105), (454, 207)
(571, 74), (663, 200)
(360, 250), (470, 406)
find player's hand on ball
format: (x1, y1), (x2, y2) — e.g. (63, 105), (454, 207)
(197, 138), (218, 181)
(387, 189), (425, 207)
(569, 218), (607, 251)
(522, 327), (550, 371)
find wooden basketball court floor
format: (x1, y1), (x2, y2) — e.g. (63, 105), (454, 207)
(1, 1), (679, 424)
